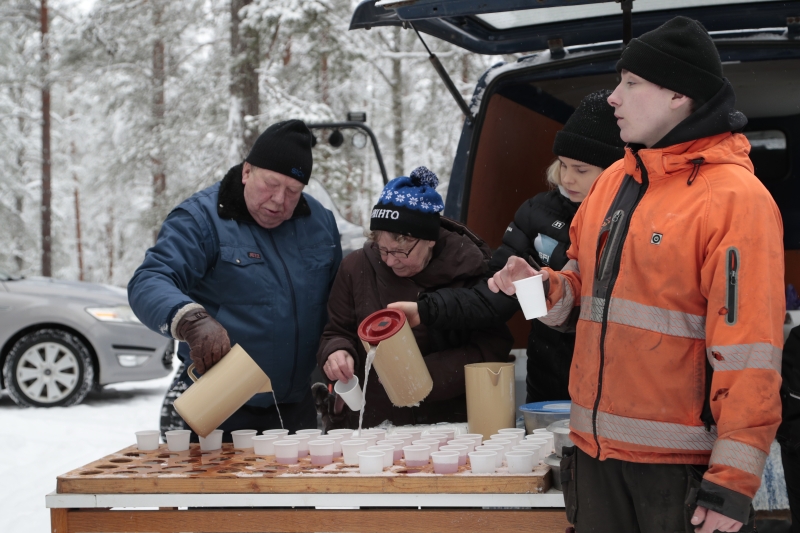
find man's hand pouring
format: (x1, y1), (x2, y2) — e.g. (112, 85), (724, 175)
(176, 310), (231, 374)
(488, 256), (549, 296)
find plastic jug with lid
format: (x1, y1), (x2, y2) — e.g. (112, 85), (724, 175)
(357, 309), (433, 407)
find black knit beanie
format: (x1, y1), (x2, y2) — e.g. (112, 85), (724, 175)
(245, 119), (313, 184)
(616, 16), (724, 105)
(552, 89), (625, 169)
(370, 167), (443, 241)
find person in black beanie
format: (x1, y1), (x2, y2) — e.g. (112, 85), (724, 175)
(486, 16), (781, 533)
(129, 119), (343, 442)
(388, 90), (624, 406)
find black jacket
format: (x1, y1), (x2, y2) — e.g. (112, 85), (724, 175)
(418, 189), (580, 402)
(779, 325), (800, 450)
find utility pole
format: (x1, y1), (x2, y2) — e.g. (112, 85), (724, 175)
(40, 0), (52, 277)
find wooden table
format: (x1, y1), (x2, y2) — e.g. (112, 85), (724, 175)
(47, 444), (569, 533)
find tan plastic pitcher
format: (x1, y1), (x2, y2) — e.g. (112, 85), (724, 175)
(358, 309), (433, 407)
(465, 362), (516, 440)
(173, 344), (272, 437)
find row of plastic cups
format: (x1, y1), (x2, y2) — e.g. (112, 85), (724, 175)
(356, 446), (456, 474)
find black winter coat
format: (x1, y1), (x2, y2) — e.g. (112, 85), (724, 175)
(779, 324), (800, 449)
(417, 189), (580, 402)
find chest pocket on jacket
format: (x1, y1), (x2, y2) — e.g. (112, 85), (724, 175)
(220, 245), (265, 267)
(299, 243), (336, 271)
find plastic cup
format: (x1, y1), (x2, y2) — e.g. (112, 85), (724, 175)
(468, 451), (497, 474)
(326, 428), (357, 437)
(487, 438), (514, 459)
(389, 433), (415, 447)
(361, 429), (386, 441)
(440, 444), (468, 466)
(393, 428), (423, 441)
(449, 438), (477, 453)
(368, 445), (395, 467)
(506, 451), (536, 474)
(476, 444), (504, 467)
(199, 429), (223, 451)
(284, 434), (311, 457)
(296, 429), (322, 439)
(377, 439), (405, 462)
(402, 445), (431, 467)
(512, 274), (547, 320)
(513, 444), (542, 464)
(253, 435), (279, 455)
(341, 439), (368, 465)
(356, 434), (378, 448)
(231, 429), (257, 449)
(135, 430), (160, 451)
(529, 432), (555, 454)
(274, 440), (299, 464)
(262, 429), (289, 438)
(425, 433), (449, 445)
(413, 438), (441, 451)
(165, 429), (191, 452)
(334, 376), (364, 411)
(308, 440), (335, 466)
(321, 434), (343, 457)
(498, 428), (526, 444)
(525, 437), (550, 456)
(358, 451), (385, 474)
(433, 428), (456, 442)
(430, 451), (459, 474)
(459, 434), (486, 446)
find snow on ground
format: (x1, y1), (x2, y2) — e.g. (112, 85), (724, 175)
(0, 365), (176, 533)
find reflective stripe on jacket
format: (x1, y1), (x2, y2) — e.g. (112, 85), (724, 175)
(542, 132), (784, 514)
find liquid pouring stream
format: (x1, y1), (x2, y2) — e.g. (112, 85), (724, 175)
(357, 345), (377, 436)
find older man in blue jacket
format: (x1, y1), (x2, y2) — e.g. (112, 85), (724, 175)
(129, 120), (342, 438)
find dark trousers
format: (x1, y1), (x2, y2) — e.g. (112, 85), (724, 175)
(781, 444), (800, 533)
(562, 447), (756, 533)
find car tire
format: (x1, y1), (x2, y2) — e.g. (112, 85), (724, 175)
(2, 328), (95, 408)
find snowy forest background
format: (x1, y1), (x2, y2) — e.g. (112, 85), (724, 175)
(0, 0), (510, 285)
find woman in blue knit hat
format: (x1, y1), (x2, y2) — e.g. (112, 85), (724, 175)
(316, 167), (513, 428)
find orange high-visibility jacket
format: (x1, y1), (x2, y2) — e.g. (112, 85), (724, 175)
(542, 132), (784, 510)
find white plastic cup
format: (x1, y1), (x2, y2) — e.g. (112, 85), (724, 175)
(308, 440), (335, 466)
(487, 438), (514, 459)
(430, 451), (459, 474)
(506, 450), (536, 474)
(498, 428), (526, 444)
(274, 439), (299, 464)
(513, 444), (542, 464)
(199, 429), (223, 451)
(532, 428), (551, 434)
(284, 434), (311, 457)
(322, 434), (344, 457)
(403, 444), (431, 466)
(356, 434), (379, 448)
(358, 451), (385, 474)
(449, 438), (477, 453)
(341, 439), (369, 465)
(459, 434), (486, 446)
(368, 445), (395, 467)
(262, 429), (290, 438)
(296, 429), (322, 439)
(231, 429), (257, 449)
(361, 429), (386, 442)
(389, 433), (415, 447)
(425, 433), (449, 445)
(377, 439), (405, 462)
(525, 437), (550, 456)
(530, 432), (555, 454)
(476, 444), (504, 467)
(253, 435), (279, 455)
(433, 428), (456, 442)
(135, 430), (160, 451)
(413, 438), (441, 451)
(165, 429), (191, 452)
(512, 274), (547, 320)
(394, 428), (423, 441)
(326, 428), (357, 436)
(468, 451), (497, 474)
(334, 376), (364, 411)
(440, 444), (468, 466)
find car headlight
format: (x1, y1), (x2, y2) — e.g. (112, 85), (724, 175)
(85, 306), (142, 324)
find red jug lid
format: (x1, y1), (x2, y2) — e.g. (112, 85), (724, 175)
(358, 308), (406, 345)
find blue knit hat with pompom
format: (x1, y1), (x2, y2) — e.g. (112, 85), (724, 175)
(370, 166), (444, 241)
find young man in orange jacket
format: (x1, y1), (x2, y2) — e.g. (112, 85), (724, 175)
(490, 17), (784, 533)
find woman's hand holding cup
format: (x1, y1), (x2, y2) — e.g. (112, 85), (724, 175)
(323, 350), (355, 382)
(488, 256), (549, 296)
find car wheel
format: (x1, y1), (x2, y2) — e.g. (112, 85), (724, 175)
(2, 329), (95, 407)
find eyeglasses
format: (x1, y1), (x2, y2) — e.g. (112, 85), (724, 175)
(371, 238), (420, 259)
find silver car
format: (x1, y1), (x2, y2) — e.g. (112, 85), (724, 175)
(0, 270), (173, 407)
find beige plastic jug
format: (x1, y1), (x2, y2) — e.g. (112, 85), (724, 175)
(358, 309), (433, 407)
(465, 362), (516, 440)
(173, 344), (272, 437)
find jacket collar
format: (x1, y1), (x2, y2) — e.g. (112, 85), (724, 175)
(217, 163), (311, 223)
